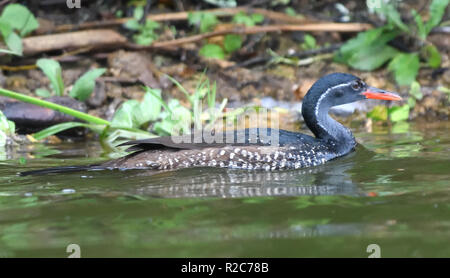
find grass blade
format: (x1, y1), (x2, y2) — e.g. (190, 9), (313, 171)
(32, 122), (91, 140)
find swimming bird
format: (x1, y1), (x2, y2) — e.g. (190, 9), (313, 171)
(20, 73), (401, 176)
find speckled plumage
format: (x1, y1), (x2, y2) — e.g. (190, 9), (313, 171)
(101, 141), (336, 171)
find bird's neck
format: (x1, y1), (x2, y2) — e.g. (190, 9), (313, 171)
(304, 101), (356, 153)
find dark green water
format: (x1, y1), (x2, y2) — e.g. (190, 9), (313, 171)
(0, 121), (449, 257)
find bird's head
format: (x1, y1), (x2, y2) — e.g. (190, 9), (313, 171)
(303, 73), (402, 110)
(302, 73), (402, 140)
(301, 73), (402, 142)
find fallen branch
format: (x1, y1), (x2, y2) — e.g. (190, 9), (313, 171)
(35, 7), (315, 34)
(130, 23), (372, 49)
(22, 29), (127, 55)
(17, 22), (371, 56)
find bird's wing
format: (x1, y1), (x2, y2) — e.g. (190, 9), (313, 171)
(118, 128), (314, 152)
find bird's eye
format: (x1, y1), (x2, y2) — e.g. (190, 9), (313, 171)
(352, 80), (362, 91)
(351, 80), (363, 91)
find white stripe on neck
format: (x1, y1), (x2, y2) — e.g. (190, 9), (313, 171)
(314, 82), (351, 135)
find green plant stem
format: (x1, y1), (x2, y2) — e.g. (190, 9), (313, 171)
(0, 87), (110, 125)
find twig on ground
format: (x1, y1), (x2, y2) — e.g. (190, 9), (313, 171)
(130, 23), (372, 50)
(226, 43), (342, 69)
(287, 43), (343, 58)
(35, 7), (316, 34)
(15, 22), (369, 57)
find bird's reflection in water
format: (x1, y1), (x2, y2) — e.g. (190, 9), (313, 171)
(127, 145), (373, 198)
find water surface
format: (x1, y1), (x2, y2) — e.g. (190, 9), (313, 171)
(0, 121), (449, 257)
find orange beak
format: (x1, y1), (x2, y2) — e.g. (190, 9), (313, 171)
(361, 87), (402, 101)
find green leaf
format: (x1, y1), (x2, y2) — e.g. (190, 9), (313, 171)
(0, 19), (12, 39)
(124, 19), (141, 30)
(111, 88), (164, 129)
(0, 47), (21, 56)
(144, 85), (172, 112)
(5, 32), (22, 55)
(188, 12), (219, 33)
(285, 7), (297, 16)
(251, 14), (264, 24)
(0, 129), (6, 147)
(367, 105), (388, 121)
(154, 100), (191, 136)
(36, 58), (65, 96)
(347, 43), (398, 71)
(153, 119), (176, 136)
(0, 110), (15, 135)
(144, 19), (160, 30)
(301, 34), (317, 50)
(32, 122), (90, 140)
(425, 0), (450, 35)
(200, 13), (218, 33)
(172, 105), (192, 123)
(385, 5), (409, 32)
(412, 9), (427, 40)
(373, 3), (409, 32)
(409, 81), (423, 100)
(134, 88), (163, 126)
(199, 44), (225, 59)
(423, 44), (441, 68)
(131, 19), (159, 45)
(224, 34), (242, 53)
(111, 100), (139, 129)
(388, 104), (410, 122)
(335, 27), (399, 70)
(8, 118), (15, 135)
(0, 18), (22, 56)
(69, 68), (106, 101)
(35, 88), (52, 98)
(187, 12), (202, 26)
(388, 53), (420, 86)
(133, 6), (144, 21)
(134, 33), (156, 45)
(232, 12), (255, 27)
(0, 112), (8, 133)
(0, 4), (39, 36)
